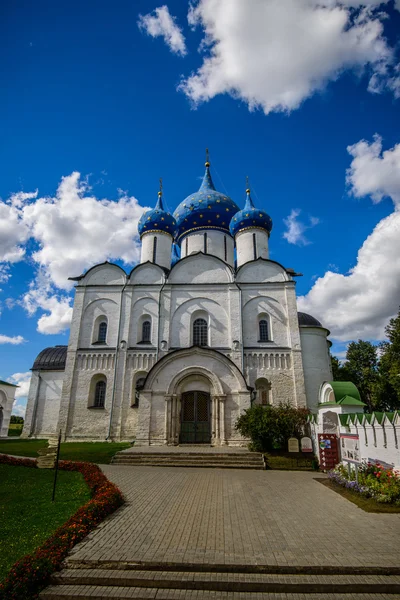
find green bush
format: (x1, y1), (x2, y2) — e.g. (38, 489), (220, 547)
(235, 402), (310, 452)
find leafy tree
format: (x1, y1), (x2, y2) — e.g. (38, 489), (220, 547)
(10, 415), (24, 424)
(374, 308), (400, 410)
(330, 354), (350, 381)
(343, 340), (379, 412)
(235, 402), (310, 452)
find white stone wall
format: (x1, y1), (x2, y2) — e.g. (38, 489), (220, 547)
(26, 371), (64, 438)
(310, 409), (400, 469)
(236, 229), (269, 267)
(180, 230), (234, 267)
(0, 383), (16, 437)
(141, 231), (172, 270)
(300, 328), (332, 413)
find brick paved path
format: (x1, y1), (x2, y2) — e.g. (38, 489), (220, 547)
(68, 467), (400, 569)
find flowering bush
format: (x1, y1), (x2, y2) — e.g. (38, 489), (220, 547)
(0, 456), (124, 600)
(328, 461), (400, 505)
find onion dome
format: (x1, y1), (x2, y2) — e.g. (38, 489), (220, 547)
(138, 189), (176, 238)
(173, 161), (240, 244)
(229, 187), (273, 237)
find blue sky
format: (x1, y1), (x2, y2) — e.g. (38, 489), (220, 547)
(1, 0), (400, 415)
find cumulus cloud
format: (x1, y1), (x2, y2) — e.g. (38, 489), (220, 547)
(0, 334), (25, 344)
(180, 0), (398, 114)
(138, 5), (187, 56)
(283, 209), (320, 245)
(299, 136), (400, 342)
(7, 372), (31, 418)
(0, 172), (146, 334)
(346, 135), (400, 208)
(8, 371), (31, 398)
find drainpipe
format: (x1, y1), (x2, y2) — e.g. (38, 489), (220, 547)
(107, 280), (128, 440)
(156, 275), (167, 362)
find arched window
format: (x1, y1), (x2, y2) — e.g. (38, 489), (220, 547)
(204, 232), (207, 254)
(98, 321), (107, 343)
(193, 318), (207, 346)
(142, 320), (151, 343)
(253, 232), (257, 260)
(224, 236), (227, 262)
(255, 379), (271, 406)
(259, 319), (269, 342)
(94, 380), (106, 408)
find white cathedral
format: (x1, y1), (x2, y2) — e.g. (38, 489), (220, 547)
(22, 158), (332, 446)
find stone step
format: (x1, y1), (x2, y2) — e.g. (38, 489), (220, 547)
(48, 569), (400, 594)
(112, 456), (263, 463)
(113, 452), (262, 459)
(111, 460), (264, 469)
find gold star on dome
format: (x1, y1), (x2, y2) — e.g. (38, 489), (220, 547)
(200, 214), (203, 218)
(154, 223), (158, 226)
(166, 225), (169, 229)
(147, 217), (151, 220)
(208, 220), (211, 223)
(199, 199), (202, 203)
(194, 221), (197, 225)
(245, 213), (249, 217)
(161, 217), (164, 221)
(259, 214), (263, 217)
(222, 221), (225, 225)
(185, 218), (188, 222)
(216, 214), (220, 218)
(190, 207), (194, 211)
(208, 205), (211, 209)
(207, 195), (211, 199)
(217, 199), (220, 203)
(226, 208), (230, 211)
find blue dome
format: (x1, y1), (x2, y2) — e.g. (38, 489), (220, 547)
(138, 192), (176, 238)
(173, 163), (240, 244)
(229, 189), (273, 237)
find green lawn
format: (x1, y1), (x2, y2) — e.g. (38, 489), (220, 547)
(0, 439), (131, 464)
(7, 423), (23, 437)
(0, 464), (91, 582)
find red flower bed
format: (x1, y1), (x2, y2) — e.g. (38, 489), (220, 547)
(0, 455), (124, 600)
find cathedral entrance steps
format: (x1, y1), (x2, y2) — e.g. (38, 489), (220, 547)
(40, 565), (400, 598)
(111, 450), (265, 469)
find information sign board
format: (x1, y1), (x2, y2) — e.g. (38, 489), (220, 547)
(340, 434), (361, 464)
(288, 437), (299, 453)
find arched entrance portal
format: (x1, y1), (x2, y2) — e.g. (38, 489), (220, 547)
(180, 391), (211, 444)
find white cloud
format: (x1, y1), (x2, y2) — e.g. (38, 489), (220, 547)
(22, 271), (73, 335)
(180, 0), (397, 114)
(299, 137), (400, 342)
(0, 172), (146, 333)
(283, 209), (320, 245)
(138, 5), (187, 56)
(346, 135), (400, 208)
(0, 334), (25, 344)
(8, 371), (31, 398)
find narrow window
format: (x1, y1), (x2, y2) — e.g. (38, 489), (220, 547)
(133, 377), (146, 406)
(260, 389), (269, 405)
(152, 236), (157, 263)
(253, 233), (257, 260)
(204, 232), (207, 254)
(142, 320), (151, 343)
(224, 236), (227, 262)
(185, 237), (188, 256)
(193, 318), (208, 346)
(94, 381), (106, 408)
(259, 319), (269, 342)
(98, 322), (107, 343)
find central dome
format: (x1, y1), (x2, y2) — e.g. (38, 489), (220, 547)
(173, 163), (240, 244)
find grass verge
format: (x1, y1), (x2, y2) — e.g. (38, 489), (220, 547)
(0, 455), (124, 600)
(0, 439), (130, 463)
(0, 464), (90, 583)
(315, 477), (400, 513)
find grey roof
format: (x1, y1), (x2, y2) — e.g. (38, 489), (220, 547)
(32, 346), (67, 371)
(297, 312), (323, 328)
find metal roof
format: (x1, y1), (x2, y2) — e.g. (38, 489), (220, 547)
(32, 345), (67, 371)
(297, 312), (323, 328)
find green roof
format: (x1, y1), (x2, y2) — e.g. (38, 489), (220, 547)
(373, 412), (384, 424)
(337, 395), (365, 406)
(385, 413), (395, 423)
(0, 379), (18, 387)
(339, 414), (349, 426)
(328, 381), (362, 403)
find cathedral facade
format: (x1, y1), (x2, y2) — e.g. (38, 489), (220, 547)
(22, 160), (332, 445)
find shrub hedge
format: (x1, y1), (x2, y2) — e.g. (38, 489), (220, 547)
(0, 454), (124, 600)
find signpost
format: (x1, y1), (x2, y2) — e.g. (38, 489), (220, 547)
(340, 433), (361, 483)
(52, 430), (62, 502)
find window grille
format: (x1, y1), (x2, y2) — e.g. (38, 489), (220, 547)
(94, 381), (106, 408)
(224, 236), (227, 262)
(185, 237), (188, 255)
(98, 322), (107, 343)
(142, 320), (151, 343)
(134, 377), (145, 405)
(193, 318), (208, 346)
(260, 389), (269, 405)
(259, 319), (269, 342)
(204, 232), (207, 254)
(152, 237), (157, 263)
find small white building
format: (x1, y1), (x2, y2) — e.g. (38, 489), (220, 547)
(23, 159), (332, 445)
(0, 380), (18, 437)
